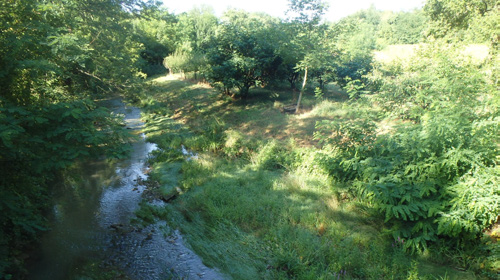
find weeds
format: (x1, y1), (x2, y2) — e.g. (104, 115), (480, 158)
(135, 77), (487, 279)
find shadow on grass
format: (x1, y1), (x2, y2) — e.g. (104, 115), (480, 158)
(144, 153), (406, 279)
(155, 157), (477, 279)
(143, 78), (336, 147)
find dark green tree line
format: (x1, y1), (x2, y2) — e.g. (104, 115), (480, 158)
(132, 5), (178, 76)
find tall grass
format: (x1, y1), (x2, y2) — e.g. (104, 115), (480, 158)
(135, 77), (480, 279)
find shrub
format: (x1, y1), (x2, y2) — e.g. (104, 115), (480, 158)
(311, 40), (500, 253)
(315, 99), (498, 253)
(369, 42), (492, 121)
(437, 166), (500, 240)
(314, 117), (377, 155)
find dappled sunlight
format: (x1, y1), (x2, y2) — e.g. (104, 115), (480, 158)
(152, 74), (187, 83)
(144, 78), (378, 147)
(374, 44), (419, 64)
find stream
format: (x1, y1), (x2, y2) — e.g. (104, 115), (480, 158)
(27, 98), (225, 280)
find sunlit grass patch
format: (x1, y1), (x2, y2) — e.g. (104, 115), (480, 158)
(153, 152), (415, 279)
(374, 44), (419, 64)
(304, 100), (346, 118)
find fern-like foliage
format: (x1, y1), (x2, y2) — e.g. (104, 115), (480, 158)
(437, 166), (500, 240)
(315, 102), (498, 252)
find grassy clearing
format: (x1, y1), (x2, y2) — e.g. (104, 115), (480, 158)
(134, 76), (480, 279)
(139, 75), (347, 148)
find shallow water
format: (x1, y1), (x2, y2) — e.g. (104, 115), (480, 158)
(27, 98), (224, 280)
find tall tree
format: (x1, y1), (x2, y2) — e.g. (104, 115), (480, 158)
(132, 6), (178, 76)
(424, 0), (498, 39)
(329, 7), (380, 88)
(166, 6), (218, 78)
(378, 10), (427, 45)
(177, 5), (218, 52)
(286, 0), (329, 112)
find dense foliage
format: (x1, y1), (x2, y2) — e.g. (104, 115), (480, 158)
(132, 6), (178, 76)
(0, 0), (156, 277)
(312, 0), (499, 264)
(203, 11), (283, 98)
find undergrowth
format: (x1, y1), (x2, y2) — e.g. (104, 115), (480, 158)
(131, 75), (493, 279)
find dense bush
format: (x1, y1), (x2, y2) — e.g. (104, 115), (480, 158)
(252, 140), (298, 170)
(315, 42), (499, 253)
(370, 43), (493, 121)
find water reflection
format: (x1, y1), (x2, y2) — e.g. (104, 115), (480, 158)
(27, 99), (225, 280)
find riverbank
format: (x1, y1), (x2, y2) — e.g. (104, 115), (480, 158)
(135, 76), (483, 279)
(26, 98), (225, 280)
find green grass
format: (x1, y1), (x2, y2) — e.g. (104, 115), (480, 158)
(134, 76), (485, 279)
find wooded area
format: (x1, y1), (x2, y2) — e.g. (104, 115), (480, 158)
(1, 0), (498, 278)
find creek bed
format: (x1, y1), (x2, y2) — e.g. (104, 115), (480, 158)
(27, 98), (224, 280)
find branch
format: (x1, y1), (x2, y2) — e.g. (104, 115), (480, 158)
(88, 30), (102, 46)
(77, 68), (105, 83)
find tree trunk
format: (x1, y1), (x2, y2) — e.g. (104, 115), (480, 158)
(288, 72), (299, 89)
(239, 85), (250, 99)
(318, 75), (324, 90)
(295, 66), (308, 113)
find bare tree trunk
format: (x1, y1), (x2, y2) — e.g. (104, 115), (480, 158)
(295, 66), (308, 113)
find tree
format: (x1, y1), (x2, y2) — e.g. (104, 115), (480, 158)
(132, 6), (178, 76)
(176, 5), (218, 52)
(286, 0), (329, 112)
(424, 0), (498, 39)
(204, 10), (283, 98)
(378, 10), (427, 45)
(329, 9), (379, 88)
(164, 6), (218, 79)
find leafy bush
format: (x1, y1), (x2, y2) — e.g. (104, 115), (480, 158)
(314, 117), (377, 154)
(0, 99), (131, 277)
(336, 55), (373, 87)
(316, 40), (499, 253)
(369, 43), (492, 121)
(356, 107), (497, 251)
(437, 166), (499, 240)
